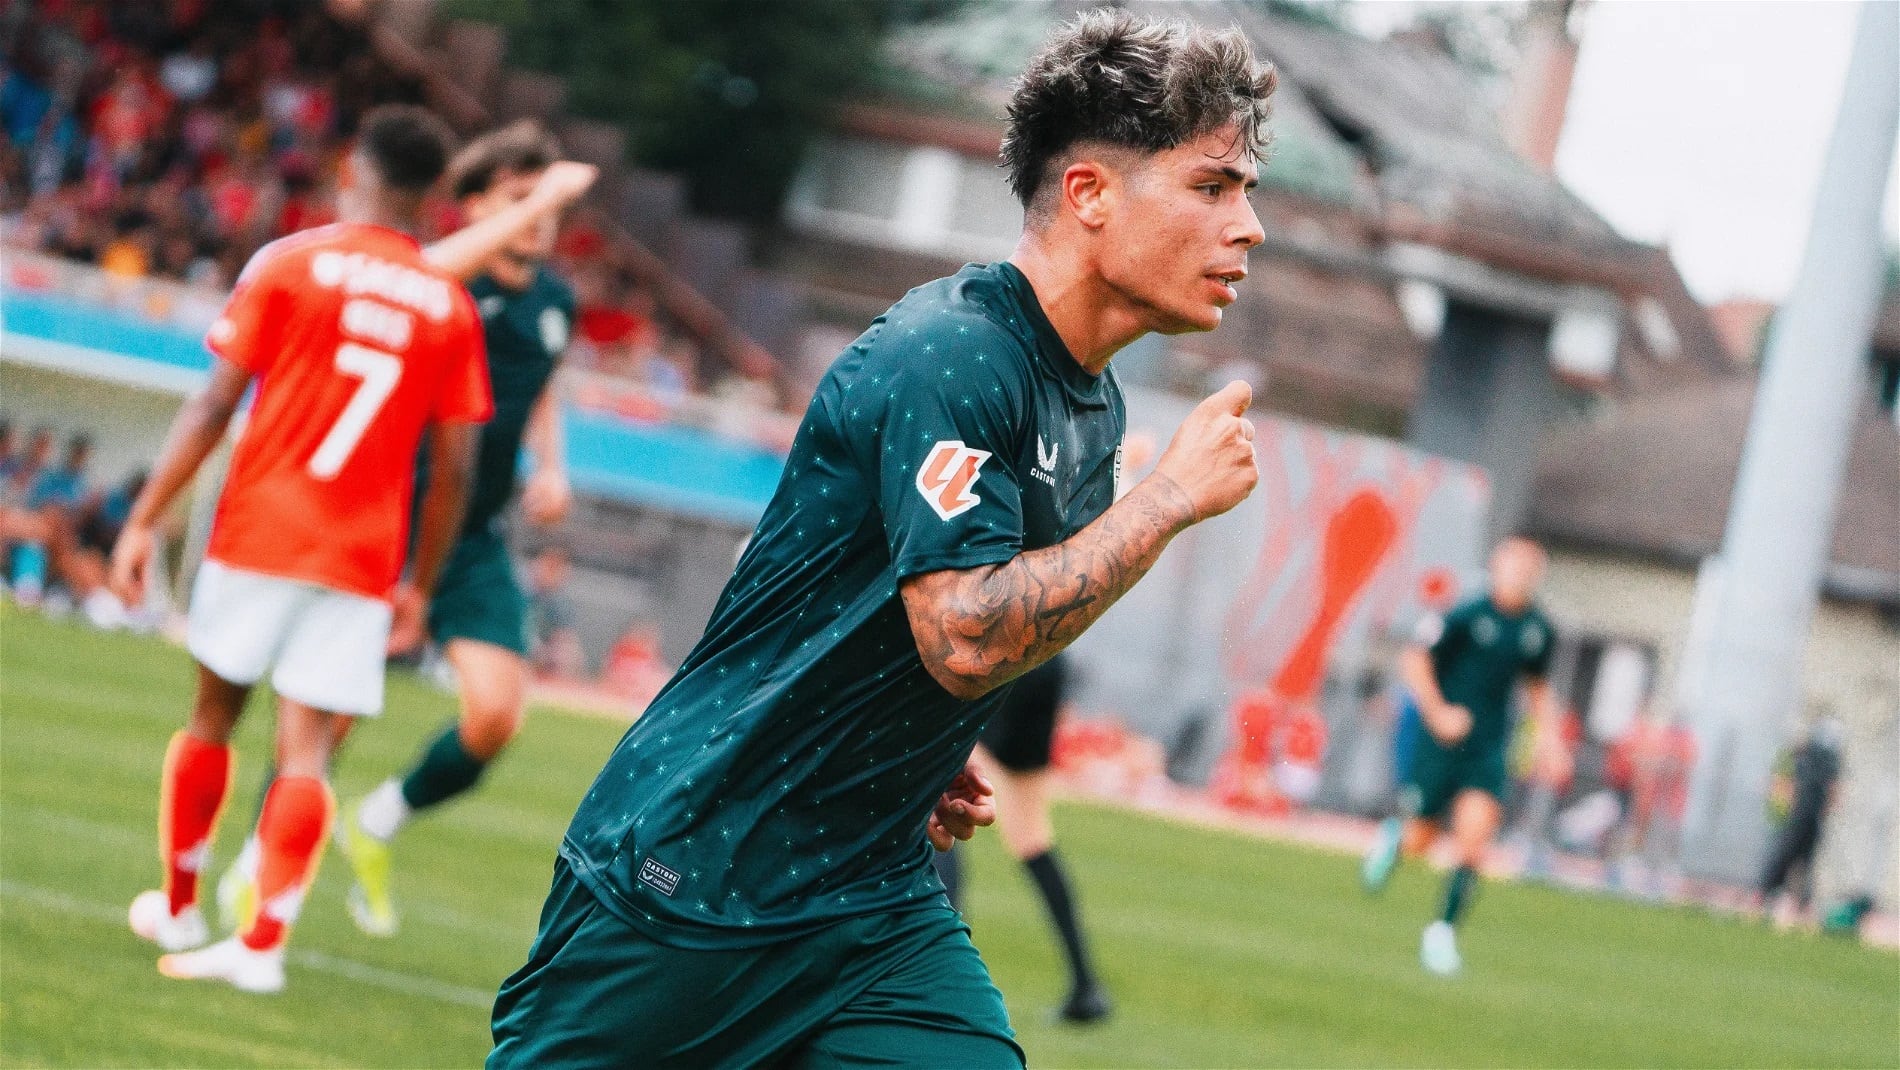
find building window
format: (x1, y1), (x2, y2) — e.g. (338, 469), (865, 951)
(800, 137), (907, 220)
(1554, 632), (1657, 744)
(787, 135), (1018, 259)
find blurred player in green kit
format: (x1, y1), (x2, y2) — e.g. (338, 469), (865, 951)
(336, 123), (593, 936)
(1362, 536), (1572, 976)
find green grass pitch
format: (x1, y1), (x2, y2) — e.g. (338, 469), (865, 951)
(3, 606), (1895, 1067)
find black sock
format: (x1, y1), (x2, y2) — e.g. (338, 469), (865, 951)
(1441, 864), (1478, 926)
(1024, 848), (1097, 992)
(399, 720), (489, 811)
(932, 845), (964, 913)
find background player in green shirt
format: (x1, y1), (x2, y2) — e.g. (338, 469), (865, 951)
(337, 122), (589, 937)
(489, 11), (1273, 1068)
(1361, 536), (1572, 976)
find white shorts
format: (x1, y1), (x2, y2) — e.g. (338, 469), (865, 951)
(186, 559), (392, 717)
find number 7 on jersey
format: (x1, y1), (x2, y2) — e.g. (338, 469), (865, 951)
(308, 343), (403, 479)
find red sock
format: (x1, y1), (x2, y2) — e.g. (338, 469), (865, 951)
(159, 732), (233, 916)
(242, 776), (335, 951)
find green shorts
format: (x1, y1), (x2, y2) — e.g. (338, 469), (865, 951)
(429, 530), (529, 655)
(489, 857), (1023, 1069)
(1402, 737), (1509, 821)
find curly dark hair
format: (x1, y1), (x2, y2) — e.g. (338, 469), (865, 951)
(356, 104), (456, 195)
(448, 120), (563, 200)
(1001, 9), (1277, 216)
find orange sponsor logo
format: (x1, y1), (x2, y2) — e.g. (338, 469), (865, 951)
(916, 440), (992, 520)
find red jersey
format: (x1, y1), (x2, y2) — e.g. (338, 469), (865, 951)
(204, 223), (491, 600)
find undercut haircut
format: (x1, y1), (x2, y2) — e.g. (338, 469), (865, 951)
(357, 104), (456, 195)
(1002, 10), (1278, 219)
(448, 120), (563, 200)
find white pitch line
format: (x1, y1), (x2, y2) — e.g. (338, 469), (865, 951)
(0, 880), (495, 1009)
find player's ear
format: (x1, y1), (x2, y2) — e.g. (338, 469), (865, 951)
(1062, 159), (1113, 231)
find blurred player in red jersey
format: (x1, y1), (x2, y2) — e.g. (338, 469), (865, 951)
(110, 105), (492, 994)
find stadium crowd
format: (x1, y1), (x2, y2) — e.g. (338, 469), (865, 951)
(0, 0), (714, 400)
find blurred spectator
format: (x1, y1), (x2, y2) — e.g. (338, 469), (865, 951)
(88, 64), (170, 179)
(66, 467), (147, 628)
(2, 425), (55, 603)
(6, 425), (53, 499)
(574, 268), (661, 374)
(602, 621), (670, 706)
(26, 431), (93, 611)
(99, 219), (154, 277)
(1754, 714), (1844, 925)
(158, 40), (218, 105)
(26, 431), (91, 513)
(526, 546), (586, 680)
(1604, 707), (1697, 896)
(0, 418), (17, 482)
(646, 336), (699, 397)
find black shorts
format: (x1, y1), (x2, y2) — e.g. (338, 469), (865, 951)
(979, 654), (1067, 772)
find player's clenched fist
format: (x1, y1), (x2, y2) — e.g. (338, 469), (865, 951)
(1151, 379), (1259, 521)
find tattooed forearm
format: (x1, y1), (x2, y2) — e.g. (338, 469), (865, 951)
(900, 474), (1200, 700)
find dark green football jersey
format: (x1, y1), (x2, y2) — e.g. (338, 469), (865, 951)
(1423, 595), (1555, 752)
(562, 261), (1125, 948)
(461, 268), (573, 532)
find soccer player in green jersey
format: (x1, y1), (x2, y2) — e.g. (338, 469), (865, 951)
(336, 122), (590, 936)
(1361, 536), (1572, 976)
(489, 12), (1274, 1067)
(215, 125), (598, 937)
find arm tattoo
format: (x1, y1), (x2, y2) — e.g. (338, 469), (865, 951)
(901, 474), (1198, 700)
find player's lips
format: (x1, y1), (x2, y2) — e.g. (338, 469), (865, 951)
(1205, 268), (1245, 305)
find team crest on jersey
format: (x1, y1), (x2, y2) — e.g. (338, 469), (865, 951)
(1521, 620), (1546, 657)
(1472, 615), (1500, 647)
(916, 440), (991, 521)
(539, 307), (569, 355)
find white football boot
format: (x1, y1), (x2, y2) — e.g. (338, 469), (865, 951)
(1420, 920), (1463, 977)
(156, 936), (286, 994)
(128, 889), (208, 952)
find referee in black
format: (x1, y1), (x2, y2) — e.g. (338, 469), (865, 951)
(934, 653), (1111, 1024)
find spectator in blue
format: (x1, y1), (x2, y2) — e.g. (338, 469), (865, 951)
(27, 432), (91, 512)
(4, 425), (55, 602)
(0, 419), (17, 483)
(70, 467), (148, 628)
(1, 49), (80, 193)
(14, 432), (91, 607)
(4, 425), (51, 499)
(1, 59), (55, 149)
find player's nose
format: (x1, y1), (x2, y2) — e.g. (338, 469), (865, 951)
(1229, 197), (1265, 249)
